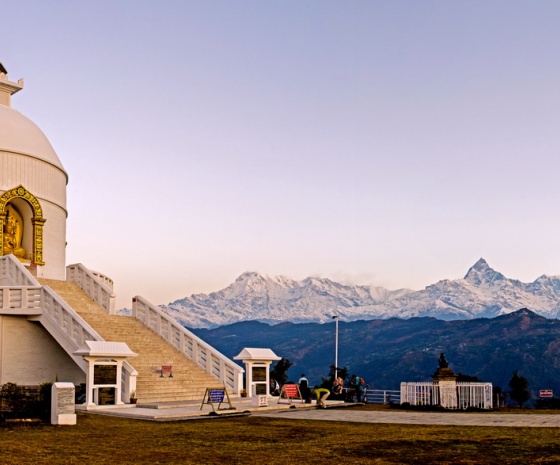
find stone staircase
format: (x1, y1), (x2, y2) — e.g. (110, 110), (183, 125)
(38, 279), (221, 403)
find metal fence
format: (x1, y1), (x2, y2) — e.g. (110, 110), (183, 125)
(400, 382), (493, 409)
(365, 389), (401, 404)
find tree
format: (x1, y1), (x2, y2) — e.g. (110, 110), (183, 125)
(320, 364), (349, 389)
(509, 370), (530, 407)
(456, 373), (480, 382)
(270, 358), (293, 385)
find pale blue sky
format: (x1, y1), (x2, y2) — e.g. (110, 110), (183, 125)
(4, 2), (560, 309)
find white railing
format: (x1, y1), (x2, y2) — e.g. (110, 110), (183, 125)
(0, 286), (42, 313)
(44, 284), (138, 401)
(457, 382), (493, 409)
(400, 382), (439, 406)
(132, 295), (244, 393)
(91, 270), (114, 291)
(66, 263), (116, 314)
(400, 382), (493, 409)
(38, 284), (137, 402)
(366, 389), (401, 404)
(0, 256), (137, 402)
(0, 254), (40, 286)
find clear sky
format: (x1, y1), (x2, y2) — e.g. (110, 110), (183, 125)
(3, 1), (560, 309)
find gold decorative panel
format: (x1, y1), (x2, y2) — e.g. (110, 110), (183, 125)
(0, 185), (46, 265)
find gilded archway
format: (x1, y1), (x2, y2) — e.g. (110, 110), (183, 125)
(0, 185), (46, 265)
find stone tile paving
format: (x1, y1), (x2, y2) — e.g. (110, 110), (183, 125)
(254, 408), (560, 427)
(83, 399), (560, 427)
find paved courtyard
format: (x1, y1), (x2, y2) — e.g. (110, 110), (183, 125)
(83, 398), (560, 427)
(255, 407), (560, 427)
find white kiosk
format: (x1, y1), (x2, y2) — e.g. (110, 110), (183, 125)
(74, 341), (137, 408)
(234, 348), (281, 406)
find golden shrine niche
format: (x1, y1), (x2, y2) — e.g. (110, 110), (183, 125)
(0, 185), (46, 265)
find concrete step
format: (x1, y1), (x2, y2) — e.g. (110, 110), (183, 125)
(38, 278), (221, 403)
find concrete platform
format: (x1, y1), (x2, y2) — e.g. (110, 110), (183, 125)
(78, 396), (324, 421)
(255, 407), (560, 427)
(79, 398), (560, 427)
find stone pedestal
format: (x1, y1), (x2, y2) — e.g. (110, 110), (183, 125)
(433, 367), (458, 409)
(51, 382), (76, 425)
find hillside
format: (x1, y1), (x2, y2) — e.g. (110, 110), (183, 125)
(192, 309), (560, 398)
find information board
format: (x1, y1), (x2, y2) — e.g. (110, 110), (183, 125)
(200, 387), (235, 413)
(98, 387), (115, 405)
(57, 387), (75, 415)
(208, 389), (225, 403)
(283, 384), (299, 398)
(277, 383), (303, 404)
(94, 365), (117, 385)
(252, 367), (267, 382)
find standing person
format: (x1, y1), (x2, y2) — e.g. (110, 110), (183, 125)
(350, 375), (365, 402)
(298, 374), (310, 402)
(355, 376), (365, 403)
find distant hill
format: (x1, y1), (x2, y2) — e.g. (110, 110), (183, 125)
(192, 309), (560, 399)
(162, 259), (560, 328)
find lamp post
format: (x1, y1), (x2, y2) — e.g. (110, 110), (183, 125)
(332, 315), (339, 380)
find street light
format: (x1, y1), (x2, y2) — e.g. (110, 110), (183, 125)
(332, 315), (339, 381)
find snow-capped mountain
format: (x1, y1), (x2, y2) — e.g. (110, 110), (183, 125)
(161, 259), (560, 328)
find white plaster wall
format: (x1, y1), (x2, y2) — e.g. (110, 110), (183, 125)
(0, 315), (84, 385)
(0, 151), (67, 280)
(0, 152), (67, 206)
(36, 202), (67, 280)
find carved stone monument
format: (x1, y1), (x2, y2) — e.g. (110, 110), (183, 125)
(432, 353), (458, 409)
(51, 382), (77, 425)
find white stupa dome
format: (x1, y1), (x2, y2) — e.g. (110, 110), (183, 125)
(0, 63), (68, 279)
(0, 104), (66, 172)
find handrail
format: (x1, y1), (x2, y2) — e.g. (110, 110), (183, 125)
(91, 270), (114, 291)
(0, 286), (43, 313)
(366, 389), (401, 404)
(66, 263), (116, 314)
(0, 254), (40, 286)
(132, 295), (244, 393)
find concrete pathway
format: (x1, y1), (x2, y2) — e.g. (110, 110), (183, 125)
(78, 397), (317, 422)
(254, 407), (560, 428)
(81, 399), (560, 427)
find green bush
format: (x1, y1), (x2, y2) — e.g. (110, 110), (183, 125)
(0, 382), (52, 422)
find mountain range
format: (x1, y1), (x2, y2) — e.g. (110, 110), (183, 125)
(192, 309), (560, 398)
(162, 259), (560, 328)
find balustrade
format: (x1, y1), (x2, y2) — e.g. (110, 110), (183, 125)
(132, 295), (243, 393)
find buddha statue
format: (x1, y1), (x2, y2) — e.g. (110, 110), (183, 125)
(3, 205), (26, 260)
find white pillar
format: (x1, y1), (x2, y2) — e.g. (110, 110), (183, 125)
(85, 358), (95, 407)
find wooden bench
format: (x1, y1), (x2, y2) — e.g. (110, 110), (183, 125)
(160, 365), (173, 378)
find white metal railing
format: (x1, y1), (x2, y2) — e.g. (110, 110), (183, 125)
(66, 263), (116, 314)
(457, 382), (493, 409)
(366, 389), (401, 404)
(0, 254), (40, 286)
(400, 382), (439, 406)
(132, 295), (244, 393)
(400, 382), (493, 409)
